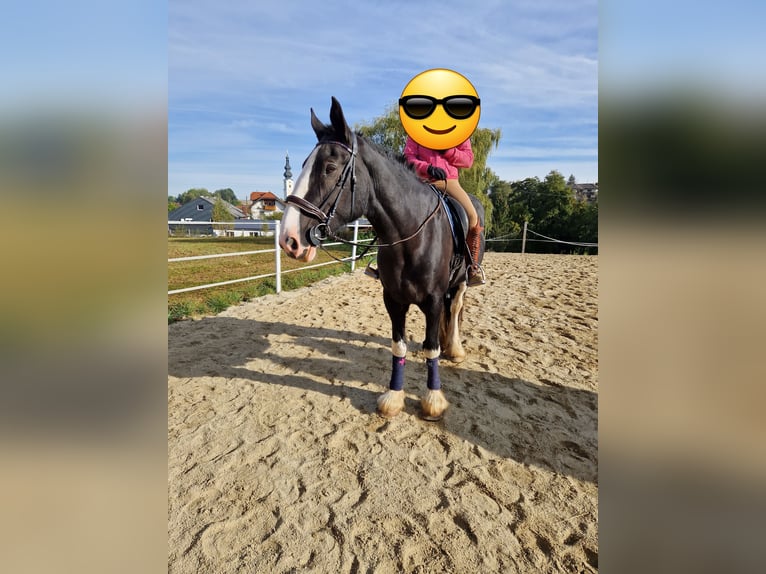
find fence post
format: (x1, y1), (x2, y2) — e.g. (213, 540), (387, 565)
(521, 220), (528, 255)
(274, 220), (282, 294)
(351, 219), (359, 271)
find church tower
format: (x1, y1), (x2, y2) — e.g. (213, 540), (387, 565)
(283, 152), (293, 200)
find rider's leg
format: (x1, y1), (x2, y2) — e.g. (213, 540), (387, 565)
(438, 179), (485, 285)
(441, 179), (478, 228)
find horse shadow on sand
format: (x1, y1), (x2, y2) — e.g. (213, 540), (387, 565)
(169, 316), (597, 484)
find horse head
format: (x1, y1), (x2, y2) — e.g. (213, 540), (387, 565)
(279, 97), (363, 262)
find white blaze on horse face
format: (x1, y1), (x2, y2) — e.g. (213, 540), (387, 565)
(279, 148), (318, 261)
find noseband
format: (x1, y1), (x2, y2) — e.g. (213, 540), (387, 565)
(285, 133), (358, 247)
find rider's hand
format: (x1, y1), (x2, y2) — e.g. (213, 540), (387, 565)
(427, 165), (447, 180)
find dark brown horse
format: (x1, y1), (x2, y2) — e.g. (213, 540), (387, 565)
(279, 97), (484, 420)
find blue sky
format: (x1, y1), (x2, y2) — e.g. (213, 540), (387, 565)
(169, 0), (598, 202)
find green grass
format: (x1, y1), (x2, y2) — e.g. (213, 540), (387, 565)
(168, 235), (374, 323)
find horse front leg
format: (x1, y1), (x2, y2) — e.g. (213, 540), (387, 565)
(420, 296), (449, 421)
(377, 292), (409, 418)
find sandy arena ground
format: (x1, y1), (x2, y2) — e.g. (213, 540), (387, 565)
(168, 252), (598, 573)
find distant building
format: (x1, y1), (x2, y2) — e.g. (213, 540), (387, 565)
(169, 154), (292, 237)
(168, 196), (246, 235)
(568, 182), (598, 202)
(236, 201), (251, 218)
(249, 191), (285, 219)
(283, 152), (293, 200)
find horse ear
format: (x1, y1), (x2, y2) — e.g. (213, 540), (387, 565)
(329, 97), (351, 145)
(310, 108), (326, 140)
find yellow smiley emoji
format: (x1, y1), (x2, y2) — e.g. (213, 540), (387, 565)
(399, 68), (480, 149)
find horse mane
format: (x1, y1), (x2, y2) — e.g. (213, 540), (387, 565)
(357, 133), (422, 184)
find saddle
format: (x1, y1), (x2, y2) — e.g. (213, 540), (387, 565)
(364, 186), (475, 282)
(430, 185), (469, 255)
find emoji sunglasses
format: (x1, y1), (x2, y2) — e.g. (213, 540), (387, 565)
(399, 95), (480, 120)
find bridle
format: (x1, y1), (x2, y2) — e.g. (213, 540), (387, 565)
(285, 133), (359, 248)
(285, 132), (442, 257)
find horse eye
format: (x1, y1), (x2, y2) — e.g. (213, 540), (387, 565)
(324, 164), (337, 175)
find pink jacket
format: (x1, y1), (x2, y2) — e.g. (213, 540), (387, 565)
(403, 136), (474, 180)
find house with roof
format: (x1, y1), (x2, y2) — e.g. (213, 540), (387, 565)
(168, 196), (246, 236)
(568, 182), (599, 202)
(249, 191), (285, 219)
(236, 201), (251, 218)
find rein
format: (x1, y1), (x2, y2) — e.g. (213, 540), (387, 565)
(285, 135), (443, 259)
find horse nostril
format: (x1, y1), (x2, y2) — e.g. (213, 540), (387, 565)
(286, 237), (297, 251)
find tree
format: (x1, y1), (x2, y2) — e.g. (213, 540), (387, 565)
(211, 196), (234, 233)
(211, 196), (234, 221)
(493, 176), (539, 249)
(177, 188), (211, 204)
(569, 197), (598, 247)
(168, 195), (180, 213)
(508, 176), (540, 225)
(487, 179), (521, 247)
(537, 171), (575, 238)
(459, 127), (501, 232)
(214, 188), (237, 204)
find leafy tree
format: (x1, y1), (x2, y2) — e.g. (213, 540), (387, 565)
(211, 196), (234, 233)
(509, 176), (541, 225)
(569, 197), (598, 245)
(488, 179), (523, 240)
(211, 196), (234, 221)
(177, 188), (211, 204)
(168, 195), (180, 213)
(488, 176), (539, 250)
(536, 171), (575, 238)
(214, 188), (237, 204)
(459, 127), (501, 232)
(488, 172), (598, 253)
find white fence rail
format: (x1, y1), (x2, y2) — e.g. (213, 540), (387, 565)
(168, 220), (376, 296)
(169, 219), (594, 296)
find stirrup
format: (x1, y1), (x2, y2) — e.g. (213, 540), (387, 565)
(467, 264), (485, 287)
(364, 263), (379, 280)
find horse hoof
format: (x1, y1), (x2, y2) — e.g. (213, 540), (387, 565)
(443, 350), (466, 363)
(377, 390), (405, 418)
(420, 389), (449, 421)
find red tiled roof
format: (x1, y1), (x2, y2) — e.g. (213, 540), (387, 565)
(250, 191), (279, 202)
